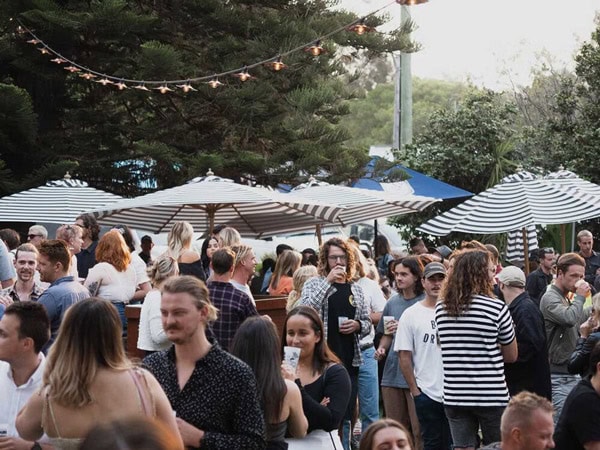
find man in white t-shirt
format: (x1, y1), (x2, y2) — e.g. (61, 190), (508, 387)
(397, 261), (452, 450)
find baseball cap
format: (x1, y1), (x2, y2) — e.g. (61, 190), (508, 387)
(435, 245), (453, 259)
(423, 262), (446, 279)
(497, 266), (526, 287)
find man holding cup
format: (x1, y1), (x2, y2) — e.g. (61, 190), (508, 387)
(299, 237), (371, 450)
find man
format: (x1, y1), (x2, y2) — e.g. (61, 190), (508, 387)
(143, 276), (265, 450)
(0, 228), (21, 262)
(230, 244), (258, 303)
(577, 230), (600, 288)
(75, 213), (101, 279)
(0, 244), (44, 304)
(527, 247), (555, 306)
(0, 240), (15, 289)
(397, 262), (452, 450)
(299, 237), (371, 450)
(554, 341), (600, 449)
(139, 235), (154, 266)
(26, 225), (47, 249)
(481, 391), (555, 450)
(498, 266), (552, 400)
(37, 240), (89, 350)
(540, 252), (590, 421)
(0, 301), (50, 449)
(409, 237), (428, 255)
(207, 248), (258, 351)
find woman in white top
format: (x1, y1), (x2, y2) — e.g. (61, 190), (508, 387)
(137, 255), (179, 354)
(55, 224), (83, 281)
(84, 230), (137, 333)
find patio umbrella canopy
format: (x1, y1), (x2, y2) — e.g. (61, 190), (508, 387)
(0, 174), (123, 224)
(418, 171), (600, 237)
(90, 173), (344, 237)
(291, 178), (439, 226)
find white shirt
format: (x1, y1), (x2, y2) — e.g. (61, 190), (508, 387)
(0, 354), (46, 437)
(230, 280), (256, 305)
(395, 301), (444, 402)
(357, 277), (386, 346)
(130, 253), (150, 286)
(137, 290), (171, 352)
(84, 262), (136, 303)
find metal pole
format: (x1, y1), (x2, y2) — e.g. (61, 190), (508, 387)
(400, 5), (413, 147)
(393, 54), (401, 150)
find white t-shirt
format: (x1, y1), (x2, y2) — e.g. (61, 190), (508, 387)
(130, 253), (150, 286)
(394, 301), (444, 402)
(84, 262), (137, 303)
(230, 280), (255, 305)
(357, 276), (387, 346)
(137, 290), (171, 352)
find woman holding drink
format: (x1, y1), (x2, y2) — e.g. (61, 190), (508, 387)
(282, 306), (351, 449)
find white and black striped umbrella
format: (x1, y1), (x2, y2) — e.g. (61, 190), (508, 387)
(291, 178), (439, 226)
(0, 175), (123, 224)
(90, 174), (344, 237)
(544, 168), (600, 196)
(418, 170), (600, 236)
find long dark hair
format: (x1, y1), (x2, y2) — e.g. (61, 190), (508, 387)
(282, 306), (340, 376)
(230, 316), (286, 423)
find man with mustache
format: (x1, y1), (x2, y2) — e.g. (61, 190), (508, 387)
(0, 244), (44, 306)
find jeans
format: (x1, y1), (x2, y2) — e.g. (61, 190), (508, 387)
(341, 366), (359, 450)
(111, 301), (127, 337)
(413, 392), (452, 450)
(551, 373), (579, 424)
(444, 405), (504, 447)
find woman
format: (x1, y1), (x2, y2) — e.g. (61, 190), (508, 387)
(55, 224), (84, 280)
(84, 230), (137, 331)
(286, 266), (318, 312)
(270, 251), (303, 296)
(111, 225), (151, 303)
(201, 236), (220, 277)
(281, 306), (351, 450)
(374, 257), (425, 448)
(16, 298), (182, 449)
(217, 226), (242, 248)
(137, 256), (179, 354)
(359, 419), (413, 450)
(231, 316), (308, 450)
(435, 249), (517, 448)
(166, 221), (206, 281)
(374, 235), (393, 281)
(568, 293), (600, 377)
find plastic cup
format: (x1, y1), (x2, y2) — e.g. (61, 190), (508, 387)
(283, 346), (301, 371)
(383, 316), (395, 335)
(338, 316), (349, 329)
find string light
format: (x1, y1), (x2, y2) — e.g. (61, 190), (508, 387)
(37, 46), (50, 55)
(13, 0), (419, 93)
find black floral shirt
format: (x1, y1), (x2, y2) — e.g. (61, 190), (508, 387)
(144, 342), (265, 450)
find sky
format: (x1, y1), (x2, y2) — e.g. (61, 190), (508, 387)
(339, 0), (599, 89)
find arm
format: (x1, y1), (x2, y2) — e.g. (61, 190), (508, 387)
(132, 281), (151, 301)
(541, 290), (586, 328)
(501, 339), (518, 363)
(568, 333), (600, 375)
(375, 334), (393, 360)
(284, 379), (308, 438)
(83, 264), (104, 296)
(399, 351), (420, 397)
(146, 298), (169, 346)
(15, 389), (45, 441)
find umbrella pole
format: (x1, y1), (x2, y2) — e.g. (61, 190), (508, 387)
(522, 227), (530, 276)
(316, 224), (323, 247)
(560, 224), (566, 254)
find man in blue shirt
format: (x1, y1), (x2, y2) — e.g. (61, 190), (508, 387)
(37, 240), (89, 352)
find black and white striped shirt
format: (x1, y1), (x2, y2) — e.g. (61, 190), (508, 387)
(435, 295), (515, 407)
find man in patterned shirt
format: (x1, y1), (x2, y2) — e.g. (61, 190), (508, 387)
(0, 244), (45, 306)
(207, 248), (258, 351)
(144, 275), (265, 450)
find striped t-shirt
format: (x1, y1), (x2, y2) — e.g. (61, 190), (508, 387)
(435, 295), (515, 407)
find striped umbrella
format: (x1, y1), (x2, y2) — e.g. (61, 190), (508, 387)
(291, 178), (439, 226)
(505, 225), (538, 263)
(418, 170), (600, 236)
(0, 174), (123, 224)
(90, 173), (344, 237)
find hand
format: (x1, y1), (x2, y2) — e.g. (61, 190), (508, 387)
(410, 388), (421, 398)
(0, 294), (13, 307)
(374, 347), (386, 361)
(320, 397), (330, 406)
(575, 280), (591, 298)
(580, 317), (598, 338)
(326, 265), (346, 284)
(281, 362), (297, 381)
(339, 319), (359, 334)
(0, 437), (34, 450)
(175, 417), (204, 447)
(385, 319), (398, 335)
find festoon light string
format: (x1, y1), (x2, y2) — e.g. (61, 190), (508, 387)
(12, 0), (412, 93)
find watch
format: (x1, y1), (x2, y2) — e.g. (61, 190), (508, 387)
(31, 442), (42, 450)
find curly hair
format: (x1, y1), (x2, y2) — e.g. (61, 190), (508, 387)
(440, 249), (494, 317)
(317, 237), (355, 282)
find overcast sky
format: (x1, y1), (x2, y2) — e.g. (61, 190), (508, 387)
(338, 0), (599, 89)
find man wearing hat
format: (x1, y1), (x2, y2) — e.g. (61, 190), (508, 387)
(497, 265), (551, 400)
(397, 262), (452, 450)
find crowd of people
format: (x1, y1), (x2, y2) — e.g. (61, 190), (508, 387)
(0, 216), (599, 450)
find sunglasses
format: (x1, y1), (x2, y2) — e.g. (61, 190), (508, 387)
(27, 234), (42, 239)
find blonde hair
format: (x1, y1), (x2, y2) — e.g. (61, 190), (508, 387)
(218, 227), (241, 248)
(44, 298), (132, 407)
(147, 255), (179, 286)
(231, 244), (253, 268)
(162, 275), (218, 322)
(286, 265), (318, 311)
(271, 250), (302, 290)
(55, 224), (82, 246)
(167, 221), (194, 260)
